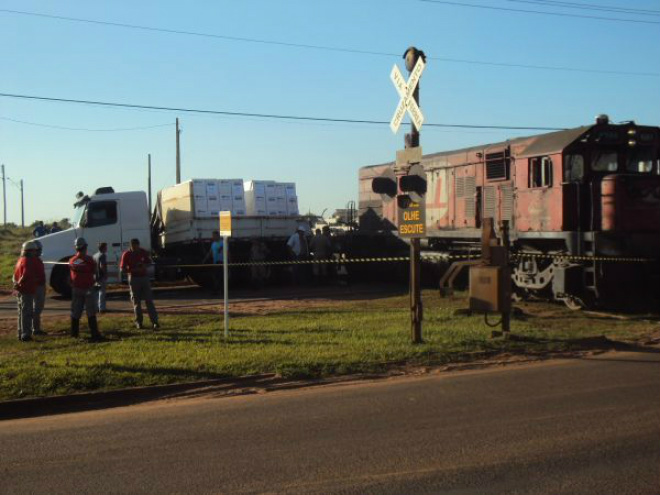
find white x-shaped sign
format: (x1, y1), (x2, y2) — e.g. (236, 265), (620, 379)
(390, 56), (426, 134)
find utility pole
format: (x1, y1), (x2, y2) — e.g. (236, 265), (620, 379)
(20, 179), (24, 228)
(148, 154), (152, 213)
(1, 164), (6, 226)
(175, 118), (181, 184)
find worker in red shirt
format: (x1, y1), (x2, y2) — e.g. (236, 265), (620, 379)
(120, 238), (159, 330)
(13, 241), (43, 342)
(69, 237), (102, 341)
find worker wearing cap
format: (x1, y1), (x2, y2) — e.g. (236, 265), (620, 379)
(120, 238), (159, 330)
(13, 241), (44, 342)
(32, 240), (47, 336)
(69, 237), (102, 341)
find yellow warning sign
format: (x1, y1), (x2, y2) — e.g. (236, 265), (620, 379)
(219, 211), (232, 237)
(398, 201), (426, 238)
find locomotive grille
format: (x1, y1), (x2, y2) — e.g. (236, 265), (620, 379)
(486, 152), (509, 180)
(456, 177), (465, 198)
(501, 185), (513, 221)
(464, 176), (476, 217)
(484, 185), (496, 218)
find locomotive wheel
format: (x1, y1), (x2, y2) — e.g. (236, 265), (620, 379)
(562, 296), (584, 311)
(562, 294), (595, 311)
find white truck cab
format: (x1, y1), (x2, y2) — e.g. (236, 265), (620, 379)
(38, 187), (151, 295)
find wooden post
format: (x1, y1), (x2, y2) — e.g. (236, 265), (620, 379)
(147, 154), (152, 213)
(175, 118), (181, 184)
(20, 179), (24, 228)
(1, 164), (6, 226)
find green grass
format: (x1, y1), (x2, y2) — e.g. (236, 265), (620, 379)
(0, 226), (32, 289)
(1, 291), (657, 401)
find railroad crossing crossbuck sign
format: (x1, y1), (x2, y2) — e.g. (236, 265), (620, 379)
(390, 56), (426, 134)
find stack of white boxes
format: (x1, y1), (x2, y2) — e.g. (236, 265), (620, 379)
(244, 180), (298, 216)
(282, 182), (299, 216)
(189, 179), (298, 218)
(243, 180), (269, 217)
(190, 179), (245, 218)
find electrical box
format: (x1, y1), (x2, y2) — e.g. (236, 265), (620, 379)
(469, 265), (512, 313)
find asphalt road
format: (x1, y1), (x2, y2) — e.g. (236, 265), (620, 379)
(1, 351), (659, 495)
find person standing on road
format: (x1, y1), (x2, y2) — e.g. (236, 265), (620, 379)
(286, 226), (309, 285)
(202, 231), (224, 295)
(49, 222), (62, 234)
(310, 228), (332, 284)
(69, 237), (102, 341)
(94, 242), (109, 312)
(32, 240), (47, 336)
(120, 238), (159, 330)
(13, 241), (42, 342)
(249, 239), (270, 289)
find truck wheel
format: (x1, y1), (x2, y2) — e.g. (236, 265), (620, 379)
(50, 264), (72, 299)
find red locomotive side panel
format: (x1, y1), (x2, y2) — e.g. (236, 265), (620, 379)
(515, 152), (564, 232)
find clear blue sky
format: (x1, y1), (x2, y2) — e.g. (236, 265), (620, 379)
(1, 0), (658, 225)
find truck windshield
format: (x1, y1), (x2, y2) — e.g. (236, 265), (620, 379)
(72, 204), (86, 227)
(626, 148), (656, 173)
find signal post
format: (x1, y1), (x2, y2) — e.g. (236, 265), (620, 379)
(374, 46), (427, 344)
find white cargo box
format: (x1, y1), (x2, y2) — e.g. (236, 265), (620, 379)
(159, 180), (299, 246)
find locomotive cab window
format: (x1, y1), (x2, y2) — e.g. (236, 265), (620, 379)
(529, 157), (552, 188)
(626, 148), (656, 173)
(564, 154), (584, 182)
(592, 151), (618, 172)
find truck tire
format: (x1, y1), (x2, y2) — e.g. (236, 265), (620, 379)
(50, 264), (72, 299)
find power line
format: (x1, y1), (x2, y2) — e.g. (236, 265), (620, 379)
(0, 116), (173, 132)
(508, 0), (660, 16)
(0, 92), (568, 131)
(0, 8), (657, 77)
(419, 0), (660, 24)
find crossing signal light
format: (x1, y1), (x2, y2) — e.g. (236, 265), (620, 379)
(399, 163), (427, 203)
(372, 167), (397, 202)
(372, 176), (397, 198)
(397, 194), (412, 209)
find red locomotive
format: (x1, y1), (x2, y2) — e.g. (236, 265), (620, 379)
(358, 115), (660, 308)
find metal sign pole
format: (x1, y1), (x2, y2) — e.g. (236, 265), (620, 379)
(388, 46), (426, 344)
(223, 235), (229, 339)
(219, 211), (232, 340)
(405, 47), (424, 345)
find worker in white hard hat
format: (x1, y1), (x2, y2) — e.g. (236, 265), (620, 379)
(69, 237), (102, 341)
(13, 241), (44, 342)
(31, 240), (47, 336)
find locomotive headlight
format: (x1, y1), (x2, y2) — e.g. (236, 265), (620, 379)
(627, 128), (637, 136)
(628, 139), (637, 147)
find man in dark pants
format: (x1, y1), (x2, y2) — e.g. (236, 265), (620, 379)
(69, 237), (102, 341)
(202, 231), (224, 295)
(13, 241), (43, 342)
(286, 226), (309, 285)
(120, 238), (159, 330)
